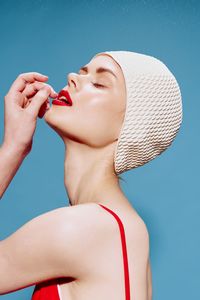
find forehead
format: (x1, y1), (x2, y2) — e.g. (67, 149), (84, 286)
(90, 53), (124, 80)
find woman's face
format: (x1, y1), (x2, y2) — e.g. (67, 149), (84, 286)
(44, 54), (126, 147)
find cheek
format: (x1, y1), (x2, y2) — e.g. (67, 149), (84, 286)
(78, 98), (122, 147)
(45, 94), (124, 148)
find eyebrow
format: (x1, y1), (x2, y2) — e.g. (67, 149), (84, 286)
(79, 65), (117, 79)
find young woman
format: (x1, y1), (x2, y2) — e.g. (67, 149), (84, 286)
(0, 50), (182, 300)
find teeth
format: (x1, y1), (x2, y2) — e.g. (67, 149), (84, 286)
(59, 96), (67, 100)
(58, 96), (70, 104)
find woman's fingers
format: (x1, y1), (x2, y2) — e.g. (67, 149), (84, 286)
(2, 73), (57, 156)
(22, 82), (57, 99)
(26, 86), (52, 118)
(9, 72), (48, 94)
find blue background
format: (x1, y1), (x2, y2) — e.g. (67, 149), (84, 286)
(0, 0), (199, 299)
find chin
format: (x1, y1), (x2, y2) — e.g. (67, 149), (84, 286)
(43, 106), (52, 122)
(43, 105), (60, 123)
(43, 107), (60, 132)
(43, 107), (71, 142)
(43, 105), (88, 145)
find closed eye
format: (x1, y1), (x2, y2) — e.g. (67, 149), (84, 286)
(92, 83), (106, 88)
(77, 70), (107, 88)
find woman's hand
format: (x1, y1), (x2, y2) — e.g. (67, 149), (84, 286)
(3, 72), (58, 156)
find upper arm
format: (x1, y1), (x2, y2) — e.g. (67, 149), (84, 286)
(131, 218), (150, 300)
(0, 203), (99, 295)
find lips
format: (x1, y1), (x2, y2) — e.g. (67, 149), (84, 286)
(52, 89), (73, 106)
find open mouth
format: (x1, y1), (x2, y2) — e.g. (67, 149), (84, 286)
(57, 90), (73, 105)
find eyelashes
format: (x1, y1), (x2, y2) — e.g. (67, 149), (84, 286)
(92, 83), (106, 88)
(77, 71), (106, 88)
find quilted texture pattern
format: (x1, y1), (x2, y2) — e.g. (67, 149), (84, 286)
(94, 51), (183, 175)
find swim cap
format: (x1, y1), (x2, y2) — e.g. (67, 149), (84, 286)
(94, 50), (183, 175)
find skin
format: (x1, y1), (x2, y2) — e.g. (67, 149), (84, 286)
(44, 53), (127, 207)
(0, 56), (152, 299)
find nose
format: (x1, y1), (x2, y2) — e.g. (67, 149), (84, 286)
(67, 72), (80, 90)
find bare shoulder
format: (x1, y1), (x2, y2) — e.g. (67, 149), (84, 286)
(0, 202), (103, 294)
(36, 202), (104, 230)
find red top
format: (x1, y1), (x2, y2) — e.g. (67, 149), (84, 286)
(31, 203), (131, 300)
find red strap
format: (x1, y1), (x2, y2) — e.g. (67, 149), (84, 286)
(32, 279), (60, 300)
(99, 204), (131, 300)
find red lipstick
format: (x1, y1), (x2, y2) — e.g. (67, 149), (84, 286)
(52, 89), (73, 106)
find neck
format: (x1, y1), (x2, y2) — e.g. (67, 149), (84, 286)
(63, 139), (128, 208)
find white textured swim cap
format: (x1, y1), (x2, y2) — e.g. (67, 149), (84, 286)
(94, 50), (183, 175)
